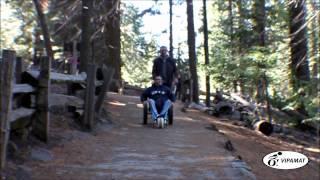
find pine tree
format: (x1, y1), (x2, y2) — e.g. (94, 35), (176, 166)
(202, 0), (210, 106)
(187, 0), (200, 103)
(289, 0), (310, 90)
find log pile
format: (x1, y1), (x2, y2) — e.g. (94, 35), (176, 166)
(190, 90), (313, 136)
(206, 90), (274, 136)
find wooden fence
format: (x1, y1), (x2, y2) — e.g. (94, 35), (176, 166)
(0, 50), (114, 170)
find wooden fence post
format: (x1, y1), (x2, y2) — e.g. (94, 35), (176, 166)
(190, 79), (193, 103)
(83, 64), (96, 130)
(15, 57), (23, 83)
(71, 40), (78, 74)
(0, 50), (16, 170)
(32, 56), (50, 142)
(95, 65), (114, 115)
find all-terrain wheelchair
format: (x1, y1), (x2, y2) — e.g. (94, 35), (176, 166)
(142, 99), (173, 128)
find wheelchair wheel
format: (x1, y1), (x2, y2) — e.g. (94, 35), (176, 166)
(143, 102), (148, 124)
(157, 117), (165, 128)
(168, 106), (173, 125)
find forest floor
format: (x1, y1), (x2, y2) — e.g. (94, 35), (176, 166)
(2, 92), (320, 180)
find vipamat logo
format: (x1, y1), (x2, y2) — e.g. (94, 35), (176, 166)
(263, 151), (308, 169)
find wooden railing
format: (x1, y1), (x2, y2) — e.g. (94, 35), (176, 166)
(0, 50), (114, 170)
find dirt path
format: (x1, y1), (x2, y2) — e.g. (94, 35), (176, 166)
(186, 111), (320, 180)
(6, 93), (319, 180)
(10, 93), (255, 180)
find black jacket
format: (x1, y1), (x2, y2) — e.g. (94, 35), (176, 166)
(140, 84), (175, 102)
(152, 56), (177, 87)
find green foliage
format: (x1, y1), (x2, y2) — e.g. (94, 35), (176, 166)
(121, 3), (157, 87)
(201, 0), (319, 126)
(3, 0), (68, 58)
(204, 0), (289, 93)
(2, 1), (37, 58)
(282, 84), (318, 120)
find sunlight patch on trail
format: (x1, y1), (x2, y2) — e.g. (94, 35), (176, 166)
(127, 123), (144, 127)
(108, 101), (126, 106)
(92, 160), (180, 171)
(174, 116), (198, 122)
(115, 153), (158, 159)
(136, 103), (143, 108)
(304, 147), (320, 153)
(168, 143), (198, 149)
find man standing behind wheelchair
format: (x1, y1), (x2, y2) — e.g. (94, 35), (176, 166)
(152, 46), (178, 90)
(140, 76), (175, 125)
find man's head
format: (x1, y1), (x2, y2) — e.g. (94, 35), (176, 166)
(153, 76), (163, 86)
(159, 46), (168, 57)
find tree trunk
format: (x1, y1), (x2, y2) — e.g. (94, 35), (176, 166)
(33, 30), (41, 65)
(253, 0), (266, 46)
(187, 0), (199, 103)
(202, 0), (210, 107)
(0, 50), (16, 170)
(236, 0), (245, 94)
(289, 0), (310, 90)
(264, 73), (272, 123)
(310, 0), (319, 79)
(253, 0), (266, 103)
(169, 0), (173, 58)
(105, 0), (121, 91)
(32, 0), (54, 61)
(79, 0), (93, 72)
(228, 0), (236, 92)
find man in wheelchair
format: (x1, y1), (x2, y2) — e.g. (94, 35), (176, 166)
(140, 76), (175, 125)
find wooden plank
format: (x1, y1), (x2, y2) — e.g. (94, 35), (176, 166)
(25, 70), (105, 87)
(83, 64), (96, 130)
(95, 65), (114, 115)
(0, 50), (16, 170)
(49, 93), (84, 108)
(26, 70), (87, 83)
(32, 56), (50, 142)
(13, 84), (35, 94)
(10, 108), (36, 123)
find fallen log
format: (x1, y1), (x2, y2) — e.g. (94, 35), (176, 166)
(230, 93), (255, 110)
(253, 120), (273, 136)
(213, 101), (234, 116)
(283, 109), (308, 121)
